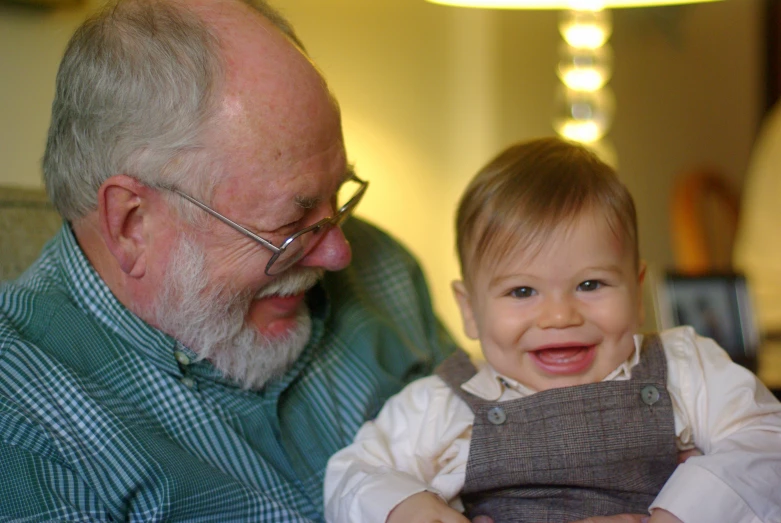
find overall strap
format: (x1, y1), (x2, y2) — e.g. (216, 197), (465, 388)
(434, 349), (485, 412)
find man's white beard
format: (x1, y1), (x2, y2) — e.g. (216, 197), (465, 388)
(153, 235), (323, 390)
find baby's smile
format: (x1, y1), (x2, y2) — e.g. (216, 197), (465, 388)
(528, 344), (597, 375)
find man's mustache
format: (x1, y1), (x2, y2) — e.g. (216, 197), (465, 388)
(255, 267), (325, 299)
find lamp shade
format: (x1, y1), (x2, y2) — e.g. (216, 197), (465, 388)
(425, 0), (720, 8)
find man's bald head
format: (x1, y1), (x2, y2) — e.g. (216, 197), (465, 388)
(43, 0), (307, 223)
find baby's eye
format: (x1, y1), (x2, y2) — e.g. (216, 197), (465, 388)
(509, 287), (536, 299)
(577, 280), (603, 292)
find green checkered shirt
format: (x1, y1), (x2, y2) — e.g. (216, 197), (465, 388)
(0, 218), (456, 521)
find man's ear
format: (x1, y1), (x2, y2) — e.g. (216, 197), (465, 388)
(98, 175), (154, 278)
(452, 280), (479, 340)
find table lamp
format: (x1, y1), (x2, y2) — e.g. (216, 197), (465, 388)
(424, 0), (723, 162)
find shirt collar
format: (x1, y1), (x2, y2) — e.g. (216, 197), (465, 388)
(57, 224), (182, 376)
(461, 335), (644, 401)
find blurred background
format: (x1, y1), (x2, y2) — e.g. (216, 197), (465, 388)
(0, 0), (768, 356)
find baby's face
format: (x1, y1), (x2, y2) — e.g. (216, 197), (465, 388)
(453, 208), (645, 392)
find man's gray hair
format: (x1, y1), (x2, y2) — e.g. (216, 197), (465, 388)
(43, 0), (303, 221)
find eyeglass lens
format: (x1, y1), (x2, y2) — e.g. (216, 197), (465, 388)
(265, 178), (365, 275)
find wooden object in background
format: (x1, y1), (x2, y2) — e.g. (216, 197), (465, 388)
(670, 169), (740, 274)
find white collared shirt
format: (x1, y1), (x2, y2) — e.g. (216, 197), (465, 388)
(324, 327), (781, 523)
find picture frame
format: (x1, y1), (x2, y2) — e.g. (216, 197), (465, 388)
(653, 271), (760, 370)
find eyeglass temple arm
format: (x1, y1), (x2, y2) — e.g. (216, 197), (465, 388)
(172, 174), (367, 252)
(173, 190), (282, 254)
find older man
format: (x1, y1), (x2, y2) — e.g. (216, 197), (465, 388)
(0, 1), (655, 521)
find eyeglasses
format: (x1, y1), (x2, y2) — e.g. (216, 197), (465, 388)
(167, 174), (368, 276)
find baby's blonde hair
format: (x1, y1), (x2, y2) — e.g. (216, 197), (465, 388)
(455, 137), (639, 287)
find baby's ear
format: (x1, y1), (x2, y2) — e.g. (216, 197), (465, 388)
(452, 280), (479, 340)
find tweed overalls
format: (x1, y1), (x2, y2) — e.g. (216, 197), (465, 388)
(435, 334), (678, 523)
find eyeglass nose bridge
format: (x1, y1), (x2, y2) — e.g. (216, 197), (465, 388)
(263, 183), (368, 276)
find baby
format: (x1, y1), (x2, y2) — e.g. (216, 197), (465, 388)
(324, 137), (781, 523)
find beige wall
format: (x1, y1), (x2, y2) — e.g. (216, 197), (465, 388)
(0, 0), (764, 353)
(0, 2), (101, 187)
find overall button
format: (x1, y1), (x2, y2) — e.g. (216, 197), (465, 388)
(487, 406), (507, 425)
(640, 385), (660, 405)
(180, 377), (195, 389)
(174, 351), (191, 366)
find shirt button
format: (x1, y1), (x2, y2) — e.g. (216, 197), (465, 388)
(487, 406), (507, 425)
(640, 385), (660, 405)
(174, 351), (191, 366)
(180, 377), (195, 388)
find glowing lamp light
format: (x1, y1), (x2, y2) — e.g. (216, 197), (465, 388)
(558, 43), (612, 91)
(424, 0), (722, 165)
(559, 8), (611, 48)
(425, 1), (721, 8)
(553, 87), (615, 143)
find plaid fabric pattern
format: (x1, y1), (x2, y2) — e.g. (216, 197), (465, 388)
(436, 336), (678, 523)
(0, 219), (455, 522)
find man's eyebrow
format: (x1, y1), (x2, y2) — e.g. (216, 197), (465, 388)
(294, 164), (356, 210)
(295, 194), (320, 210)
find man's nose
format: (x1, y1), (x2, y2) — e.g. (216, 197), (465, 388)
(536, 294), (584, 329)
(297, 225), (352, 272)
